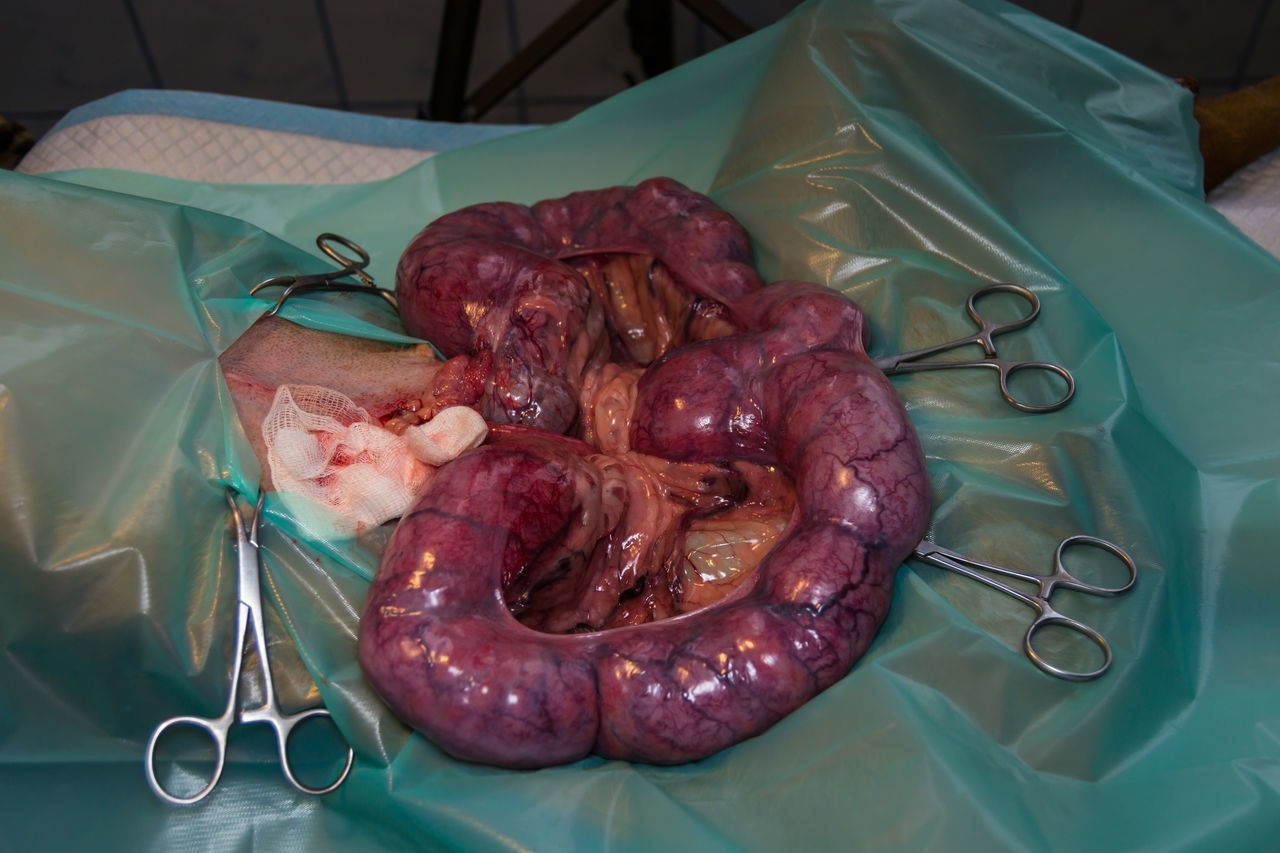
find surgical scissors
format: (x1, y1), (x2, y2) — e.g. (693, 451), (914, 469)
(144, 488), (354, 805)
(873, 283), (1076, 413)
(250, 232), (399, 316)
(912, 535), (1137, 681)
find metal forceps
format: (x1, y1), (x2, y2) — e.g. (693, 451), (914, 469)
(912, 535), (1137, 681)
(874, 283), (1077, 413)
(250, 232), (398, 317)
(144, 488), (354, 805)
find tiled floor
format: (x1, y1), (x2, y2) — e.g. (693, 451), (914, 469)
(2, 0), (1278, 139)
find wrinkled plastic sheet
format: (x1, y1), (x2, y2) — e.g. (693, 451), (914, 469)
(3, 0), (1279, 849)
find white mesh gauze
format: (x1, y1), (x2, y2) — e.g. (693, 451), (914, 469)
(262, 385), (486, 526)
(403, 405), (489, 465)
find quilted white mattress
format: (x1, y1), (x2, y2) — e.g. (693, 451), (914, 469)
(17, 89), (1279, 262)
(18, 90), (529, 184)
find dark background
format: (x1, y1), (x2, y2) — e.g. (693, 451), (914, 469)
(2, 0), (1277, 139)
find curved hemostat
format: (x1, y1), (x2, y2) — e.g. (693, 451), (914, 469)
(250, 232), (399, 317)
